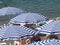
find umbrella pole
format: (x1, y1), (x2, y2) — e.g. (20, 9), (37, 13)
(10, 41), (14, 45)
(5, 40), (12, 45)
(6, 40), (14, 45)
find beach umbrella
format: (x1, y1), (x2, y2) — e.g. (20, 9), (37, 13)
(56, 17), (60, 20)
(0, 7), (24, 16)
(0, 25), (37, 40)
(10, 13), (48, 24)
(40, 39), (60, 45)
(26, 39), (60, 45)
(36, 20), (60, 35)
(35, 21), (46, 25)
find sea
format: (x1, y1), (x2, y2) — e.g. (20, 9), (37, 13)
(0, 0), (60, 24)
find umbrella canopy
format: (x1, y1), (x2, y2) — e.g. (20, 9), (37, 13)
(35, 21), (46, 25)
(10, 13), (48, 24)
(26, 39), (60, 45)
(56, 17), (60, 20)
(0, 7), (24, 16)
(36, 20), (60, 35)
(0, 25), (37, 40)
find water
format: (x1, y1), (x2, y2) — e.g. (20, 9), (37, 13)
(0, 0), (60, 24)
(0, 15), (17, 25)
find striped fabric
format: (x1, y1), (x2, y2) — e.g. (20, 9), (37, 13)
(26, 39), (60, 45)
(36, 20), (60, 35)
(20, 26), (37, 35)
(0, 25), (37, 40)
(10, 13), (48, 24)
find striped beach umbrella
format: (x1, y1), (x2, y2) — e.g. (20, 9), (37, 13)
(0, 7), (24, 16)
(40, 39), (60, 45)
(10, 13), (48, 24)
(36, 20), (60, 35)
(26, 39), (60, 45)
(0, 25), (37, 40)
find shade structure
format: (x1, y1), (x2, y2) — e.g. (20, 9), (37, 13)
(35, 21), (46, 25)
(36, 20), (60, 35)
(10, 13), (48, 24)
(56, 17), (60, 20)
(26, 39), (60, 45)
(0, 25), (37, 40)
(0, 7), (24, 16)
